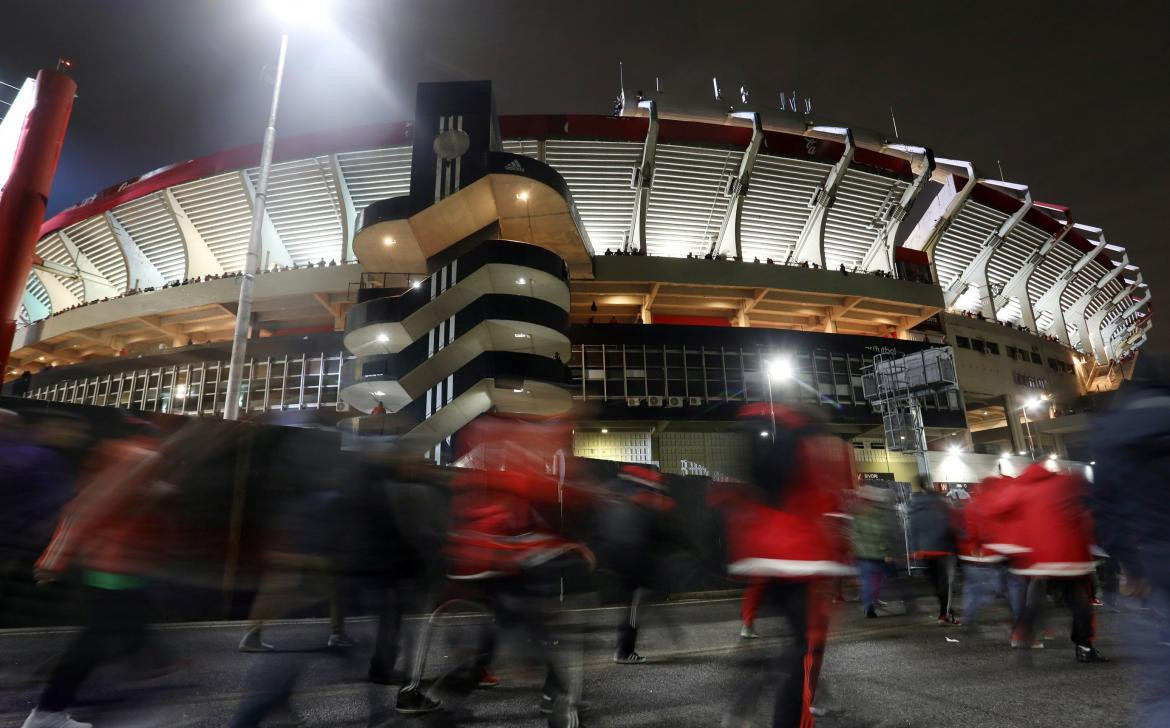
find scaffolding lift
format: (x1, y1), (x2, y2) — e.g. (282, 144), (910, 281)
(861, 346), (958, 482)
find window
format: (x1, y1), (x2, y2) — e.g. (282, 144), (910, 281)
(986, 342), (1000, 355)
(1047, 357), (1059, 371)
(956, 336), (971, 349)
(972, 339), (985, 353)
(1006, 345), (1017, 359)
(1030, 352), (1042, 365)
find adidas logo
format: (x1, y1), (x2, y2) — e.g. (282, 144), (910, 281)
(504, 159), (524, 172)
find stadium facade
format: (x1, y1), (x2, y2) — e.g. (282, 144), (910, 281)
(3, 81), (1150, 483)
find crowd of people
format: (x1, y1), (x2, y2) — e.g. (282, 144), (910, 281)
(602, 247), (911, 282)
(2, 357), (1169, 727)
(24, 259), (347, 326)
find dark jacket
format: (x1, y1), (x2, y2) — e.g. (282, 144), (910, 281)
(1091, 379), (1170, 587)
(908, 491), (955, 558)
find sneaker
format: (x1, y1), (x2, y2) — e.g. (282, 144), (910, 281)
(809, 706), (828, 717)
(740, 625), (760, 639)
(539, 694), (591, 715)
(613, 650), (646, 664)
(238, 629), (275, 653)
(395, 686), (442, 714)
(1091, 597), (1104, 607)
(937, 615), (960, 626)
(21, 709), (93, 728)
(1010, 631), (1045, 649)
(477, 668), (500, 688)
(1076, 645), (1109, 663)
(864, 607), (878, 619)
(326, 632), (357, 649)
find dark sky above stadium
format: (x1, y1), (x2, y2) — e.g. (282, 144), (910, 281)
(3, 0), (1168, 350)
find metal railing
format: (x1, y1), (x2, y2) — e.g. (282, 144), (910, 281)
(25, 352), (352, 416)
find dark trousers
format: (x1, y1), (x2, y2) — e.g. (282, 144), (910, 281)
(39, 586), (150, 712)
(923, 558), (953, 617)
(441, 558), (587, 725)
(728, 580), (827, 728)
(1019, 576), (1094, 647)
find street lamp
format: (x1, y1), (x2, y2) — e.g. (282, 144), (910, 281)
(1019, 396), (1043, 460)
(223, 1), (329, 420)
(763, 355), (793, 439)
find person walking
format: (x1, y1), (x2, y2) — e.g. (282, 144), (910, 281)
(710, 403), (854, 728)
(850, 485), (900, 618)
(908, 481), (959, 624)
(1091, 354), (1170, 722)
(992, 463), (1105, 663)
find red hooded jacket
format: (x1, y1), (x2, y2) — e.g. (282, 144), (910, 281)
(709, 405), (854, 579)
(984, 464), (1096, 577)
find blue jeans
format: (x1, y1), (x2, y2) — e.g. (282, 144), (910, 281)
(857, 559), (886, 613)
(961, 562), (1024, 626)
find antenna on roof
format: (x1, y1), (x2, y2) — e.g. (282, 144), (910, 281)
(655, 76), (661, 93)
(804, 98), (812, 115)
(780, 92), (787, 110)
(996, 160), (1006, 181)
(889, 106), (900, 139)
(789, 91), (797, 112)
(739, 85), (748, 104)
(712, 77), (722, 101)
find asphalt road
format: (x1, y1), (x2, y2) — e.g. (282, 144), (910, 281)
(0, 595), (1147, 727)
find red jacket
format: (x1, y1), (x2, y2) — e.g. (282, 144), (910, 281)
(710, 407), (854, 579)
(985, 464), (1096, 577)
(957, 476), (1010, 563)
(445, 415), (594, 580)
(37, 436), (171, 578)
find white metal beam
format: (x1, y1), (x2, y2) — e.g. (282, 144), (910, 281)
(791, 128), (855, 268)
(995, 219), (1073, 319)
(627, 100), (658, 254)
(239, 170), (294, 270)
(324, 154), (356, 263)
(710, 111), (763, 259)
(57, 229), (120, 301)
(30, 269), (80, 312)
(859, 149), (935, 273)
(943, 185), (1033, 316)
(104, 211), (164, 290)
(161, 187), (224, 278)
(901, 158), (978, 254)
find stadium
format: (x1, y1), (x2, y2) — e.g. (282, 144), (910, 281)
(3, 80), (1151, 483)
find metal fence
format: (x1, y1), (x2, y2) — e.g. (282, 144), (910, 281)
(26, 352), (351, 416)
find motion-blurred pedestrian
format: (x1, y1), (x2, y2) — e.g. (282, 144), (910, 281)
(710, 403), (854, 728)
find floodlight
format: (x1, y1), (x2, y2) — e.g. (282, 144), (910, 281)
(766, 357), (793, 381)
(265, 0), (331, 27)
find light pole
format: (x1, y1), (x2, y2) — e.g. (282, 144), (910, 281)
(1020, 395), (1044, 460)
(222, 32), (288, 420)
(764, 356), (793, 439)
(224, 0), (328, 419)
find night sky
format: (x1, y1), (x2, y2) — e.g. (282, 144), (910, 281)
(3, 1), (1167, 350)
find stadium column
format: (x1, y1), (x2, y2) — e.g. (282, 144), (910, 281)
(627, 99), (658, 254)
(943, 186), (1032, 315)
(902, 160), (977, 257)
(858, 148), (935, 274)
(1032, 229), (1108, 347)
(995, 221), (1074, 332)
(791, 128), (854, 268)
(104, 211), (165, 290)
(709, 111), (762, 259)
(0, 68), (76, 373)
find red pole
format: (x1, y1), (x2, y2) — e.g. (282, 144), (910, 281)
(0, 69), (76, 376)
